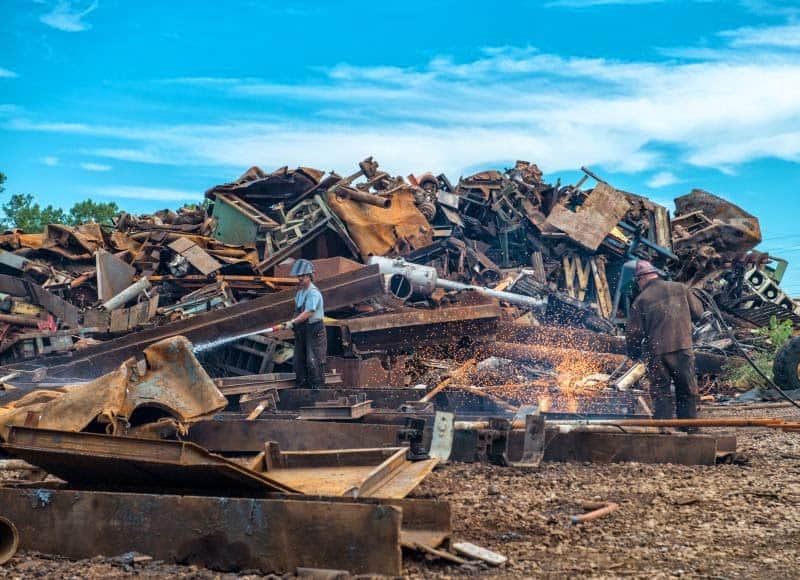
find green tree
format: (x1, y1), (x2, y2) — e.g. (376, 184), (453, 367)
(0, 172), (6, 196)
(1, 193), (67, 232)
(0, 190), (122, 232)
(67, 199), (119, 226)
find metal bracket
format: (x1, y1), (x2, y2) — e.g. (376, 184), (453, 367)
(429, 411), (454, 462)
(509, 414), (546, 468)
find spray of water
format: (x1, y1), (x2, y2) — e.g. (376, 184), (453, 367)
(192, 326), (276, 354)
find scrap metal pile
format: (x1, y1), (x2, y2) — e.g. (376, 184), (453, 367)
(0, 155), (796, 573)
(0, 157), (793, 391)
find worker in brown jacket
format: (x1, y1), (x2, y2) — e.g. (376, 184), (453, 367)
(625, 260), (704, 420)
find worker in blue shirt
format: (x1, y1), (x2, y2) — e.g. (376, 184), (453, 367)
(282, 259), (327, 388)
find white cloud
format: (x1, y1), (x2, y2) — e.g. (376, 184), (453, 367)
(8, 29), (800, 179)
(95, 186), (200, 202)
(39, 0), (99, 32)
(88, 147), (181, 164)
(722, 24), (800, 48)
(646, 171), (680, 188)
(688, 131), (800, 166)
(0, 68), (17, 78)
(80, 162), (111, 171)
(42, 156), (59, 166)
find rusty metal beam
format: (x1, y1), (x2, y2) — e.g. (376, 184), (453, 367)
(0, 487), (405, 575)
(495, 322), (738, 376)
(449, 424), (731, 466)
(480, 341), (629, 370)
(539, 430), (721, 465)
(271, 387), (512, 416)
(328, 296), (500, 355)
(2, 265), (383, 380)
(497, 321), (626, 353)
(187, 418), (415, 453)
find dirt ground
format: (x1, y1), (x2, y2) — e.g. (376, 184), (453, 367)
(2, 404), (800, 579)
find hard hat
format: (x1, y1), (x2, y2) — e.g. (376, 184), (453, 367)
(634, 259), (659, 278)
(289, 258), (315, 277)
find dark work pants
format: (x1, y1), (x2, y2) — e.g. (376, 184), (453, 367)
(645, 349), (699, 420)
(293, 321), (327, 389)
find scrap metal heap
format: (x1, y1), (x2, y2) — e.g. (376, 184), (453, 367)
(0, 155), (796, 574)
(0, 157), (794, 388)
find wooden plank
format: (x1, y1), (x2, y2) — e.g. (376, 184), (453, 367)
(590, 256), (613, 318)
(531, 251), (546, 283)
(545, 183), (631, 251)
(563, 254), (591, 301)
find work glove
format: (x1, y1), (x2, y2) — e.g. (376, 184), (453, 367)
(283, 320), (295, 331)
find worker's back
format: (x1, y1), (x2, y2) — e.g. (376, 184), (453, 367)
(630, 279), (700, 354)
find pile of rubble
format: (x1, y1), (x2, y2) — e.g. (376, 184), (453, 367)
(0, 156), (798, 574)
(0, 157), (793, 386)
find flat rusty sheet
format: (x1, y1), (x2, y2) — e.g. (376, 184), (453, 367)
(0, 487), (404, 575)
(96, 248), (136, 302)
(251, 447), (437, 499)
(329, 295), (501, 354)
(168, 237), (222, 275)
(545, 182), (631, 251)
(2, 427), (296, 494)
(326, 188), (433, 259)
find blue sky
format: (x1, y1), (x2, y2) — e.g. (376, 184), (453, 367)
(2, 0), (800, 293)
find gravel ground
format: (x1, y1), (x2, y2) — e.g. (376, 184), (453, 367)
(2, 404), (800, 579)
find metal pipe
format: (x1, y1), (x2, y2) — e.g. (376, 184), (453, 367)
(368, 256), (547, 309)
(0, 516), (19, 565)
(436, 279), (547, 309)
(334, 186), (391, 208)
(570, 502), (619, 524)
(419, 361), (476, 404)
(584, 418), (788, 428)
(0, 313), (43, 327)
(387, 273), (413, 301)
(369, 256), (436, 298)
(453, 420), (661, 434)
(612, 362), (647, 391)
(0, 371), (20, 383)
(102, 277), (151, 311)
(552, 424), (662, 434)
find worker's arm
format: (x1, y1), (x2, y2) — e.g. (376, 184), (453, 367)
(288, 290), (321, 326)
(292, 309), (314, 324)
(687, 287), (704, 322)
(625, 302), (644, 360)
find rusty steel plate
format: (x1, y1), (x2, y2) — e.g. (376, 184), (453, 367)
(0, 487), (405, 574)
(1, 427), (296, 495)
